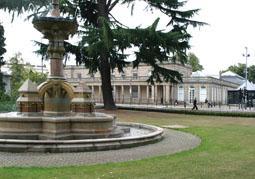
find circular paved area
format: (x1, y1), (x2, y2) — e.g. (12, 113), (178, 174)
(0, 129), (200, 167)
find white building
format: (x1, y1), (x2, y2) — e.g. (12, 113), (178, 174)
(64, 63), (239, 105)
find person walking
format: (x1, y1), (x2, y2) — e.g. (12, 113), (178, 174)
(192, 98), (198, 110)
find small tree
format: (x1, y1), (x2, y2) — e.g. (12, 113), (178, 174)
(23, 66), (47, 85)
(9, 53), (25, 99)
(188, 52), (203, 72)
(9, 53), (47, 99)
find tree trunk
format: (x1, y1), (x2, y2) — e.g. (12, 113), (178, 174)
(98, 0), (116, 110)
(99, 53), (116, 110)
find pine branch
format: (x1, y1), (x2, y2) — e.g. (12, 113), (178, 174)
(108, 0), (119, 12)
(109, 13), (128, 28)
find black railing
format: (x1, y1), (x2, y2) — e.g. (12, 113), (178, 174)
(93, 96), (255, 111)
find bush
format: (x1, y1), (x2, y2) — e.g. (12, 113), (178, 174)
(0, 100), (16, 112)
(0, 92), (11, 101)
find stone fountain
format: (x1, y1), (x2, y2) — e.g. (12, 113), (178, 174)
(0, 0), (163, 152)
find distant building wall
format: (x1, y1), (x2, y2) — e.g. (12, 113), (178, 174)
(64, 63), (238, 105)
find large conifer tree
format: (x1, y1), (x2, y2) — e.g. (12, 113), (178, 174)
(0, 23), (7, 93)
(0, 0), (205, 109)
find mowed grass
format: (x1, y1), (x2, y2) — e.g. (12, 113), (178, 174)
(1, 110), (255, 179)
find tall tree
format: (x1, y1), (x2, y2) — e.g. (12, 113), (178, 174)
(0, 23), (7, 94)
(248, 65), (255, 83)
(187, 52), (203, 72)
(227, 63), (255, 83)
(0, 23), (6, 69)
(0, 0), (205, 109)
(227, 63), (245, 78)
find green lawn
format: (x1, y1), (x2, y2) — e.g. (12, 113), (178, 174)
(0, 110), (255, 179)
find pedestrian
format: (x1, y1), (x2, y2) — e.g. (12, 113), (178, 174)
(205, 98), (208, 108)
(192, 98), (198, 110)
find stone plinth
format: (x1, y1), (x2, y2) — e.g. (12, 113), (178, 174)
(71, 82), (95, 113)
(17, 79), (42, 113)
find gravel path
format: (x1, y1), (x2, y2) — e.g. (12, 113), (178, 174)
(0, 129), (200, 167)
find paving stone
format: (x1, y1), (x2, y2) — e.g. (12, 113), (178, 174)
(0, 129), (200, 167)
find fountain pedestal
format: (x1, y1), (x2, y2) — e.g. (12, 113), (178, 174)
(5, 0), (121, 140)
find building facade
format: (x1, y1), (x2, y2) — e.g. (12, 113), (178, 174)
(64, 63), (239, 105)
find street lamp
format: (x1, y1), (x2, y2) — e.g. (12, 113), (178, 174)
(242, 47), (250, 105)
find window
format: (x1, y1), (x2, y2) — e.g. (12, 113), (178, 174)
(200, 86), (207, 102)
(178, 85), (184, 101)
(149, 86), (152, 98)
(77, 73), (82, 79)
(133, 72), (138, 79)
(189, 86), (195, 103)
(121, 72), (125, 79)
(131, 86), (138, 98)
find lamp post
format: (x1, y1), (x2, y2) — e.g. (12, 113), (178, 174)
(243, 47), (250, 105)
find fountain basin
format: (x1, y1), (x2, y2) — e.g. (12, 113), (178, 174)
(33, 16), (78, 39)
(0, 112), (124, 140)
(0, 120), (164, 153)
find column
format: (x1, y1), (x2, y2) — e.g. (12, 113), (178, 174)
(152, 85), (155, 103)
(170, 85), (173, 104)
(162, 85), (165, 104)
(155, 85), (158, 103)
(165, 85), (170, 104)
(113, 85), (116, 101)
(91, 86), (95, 100)
(121, 85), (124, 103)
(99, 86), (102, 102)
(138, 85), (141, 103)
(129, 84), (132, 103)
(146, 85), (149, 99)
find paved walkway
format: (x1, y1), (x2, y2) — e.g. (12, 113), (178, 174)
(0, 129), (200, 167)
(95, 103), (255, 115)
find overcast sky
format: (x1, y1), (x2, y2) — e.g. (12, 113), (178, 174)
(1, 0), (255, 75)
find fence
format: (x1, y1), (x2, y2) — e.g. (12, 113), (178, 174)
(93, 97), (255, 111)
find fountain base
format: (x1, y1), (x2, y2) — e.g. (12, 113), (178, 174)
(0, 112), (163, 152)
(0, 112), (126, 140)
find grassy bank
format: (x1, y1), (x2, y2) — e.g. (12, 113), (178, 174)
(0, 110), (255, 178)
